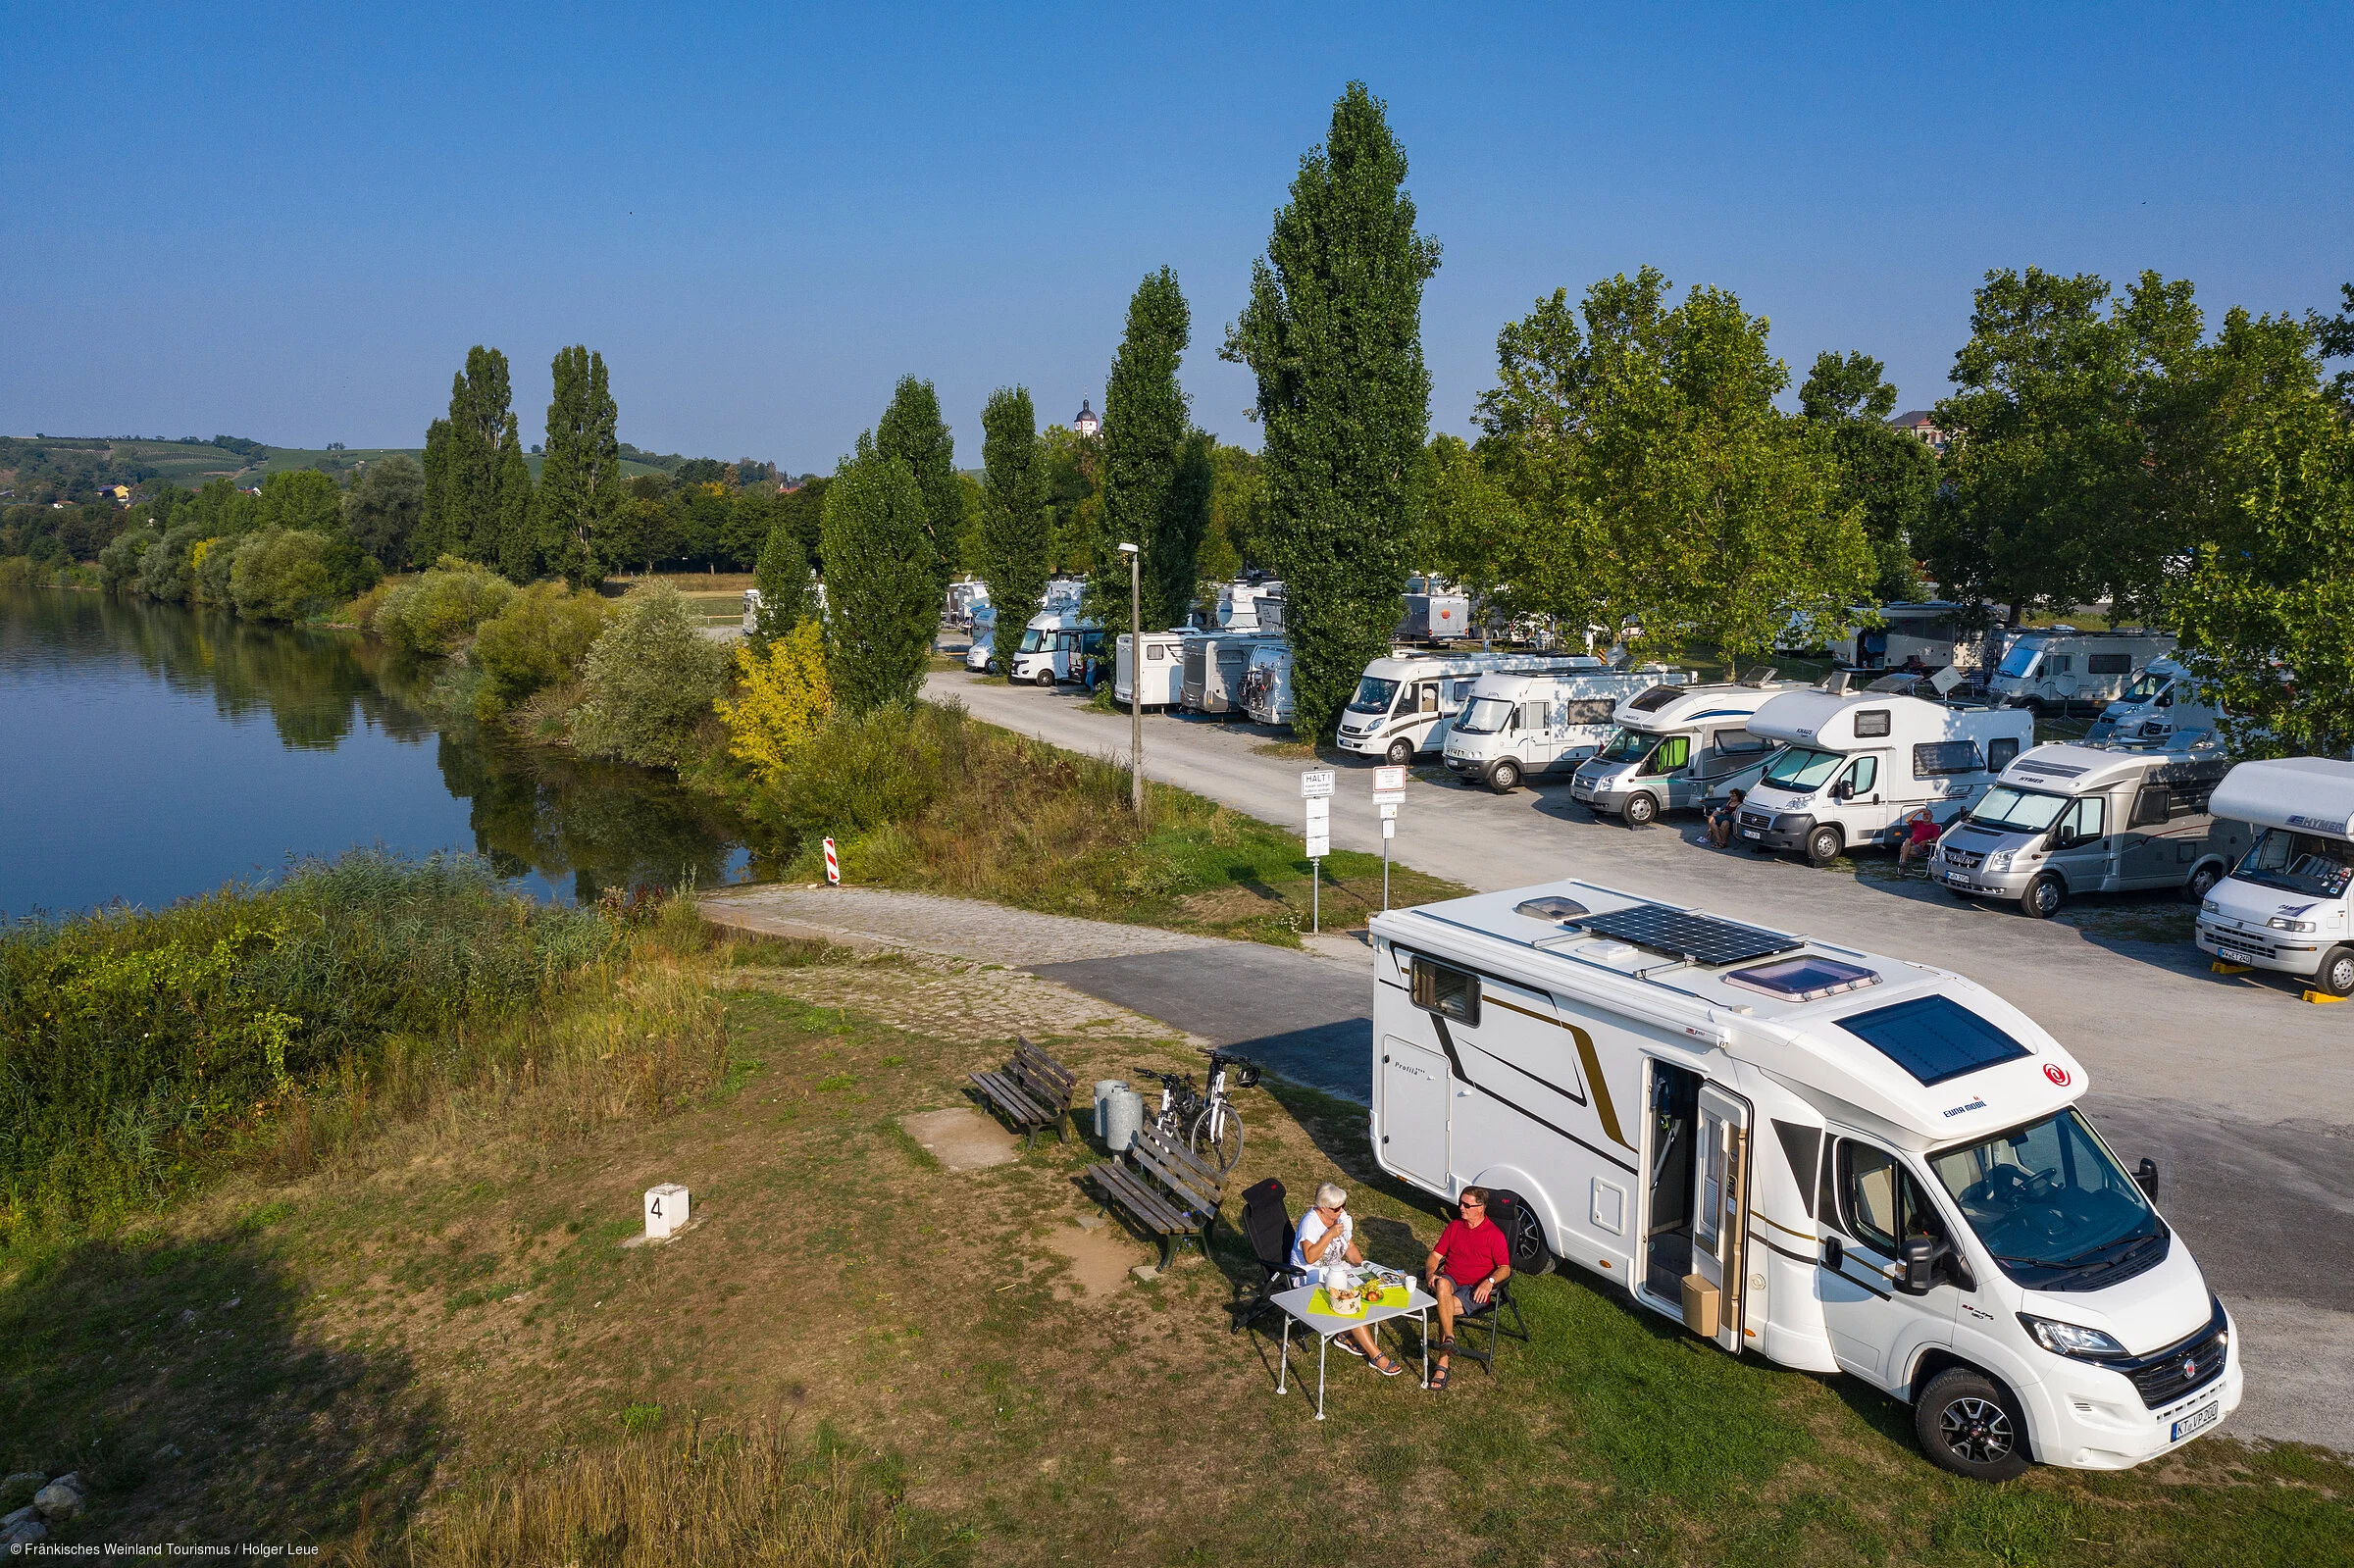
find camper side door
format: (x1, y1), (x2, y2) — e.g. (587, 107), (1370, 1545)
(1688, 1083), (1753, 1353)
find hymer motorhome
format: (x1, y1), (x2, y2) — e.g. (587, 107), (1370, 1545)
(1442, 666), (1692, 793)
(1738, 689), (2033, 865)
(1009, 609), (1104, 686)
(2084, 659), (2222, 747)
(1370, 881), (2238, 1479)
(1988, 631), (2175, 712)
(2195, 758), (2354, 996)
(1569, 678), (1811, 826)
(1338, 652), (1605, 767)
(1929, 742), (2246, 919)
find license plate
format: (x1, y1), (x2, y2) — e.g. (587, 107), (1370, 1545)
(1741, 828), (1762, 839)
(2171, 1401), (2218, 1442)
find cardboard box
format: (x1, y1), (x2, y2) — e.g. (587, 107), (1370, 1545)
(1681, 1272), (1720, 1339)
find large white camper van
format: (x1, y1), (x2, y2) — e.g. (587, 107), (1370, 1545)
(1009, 609), (1104, 686)
(2084, 659), (2222, 747)
(1442, 667), (1691, 793)
(1930, 742), (2247, 918)
(1569, 678), (1811, 826)
(1739, 689), (2033, 864)
(2195, 758), (2354, 996)
(1113, 631), (1192, 709)
(1370, 882), (2238, 1478)
(1338, 652), (1605, 766)
(1988, 632), (2175, 712)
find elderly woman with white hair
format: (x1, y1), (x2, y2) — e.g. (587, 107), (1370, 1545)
(1287, 1181), (1405, 1377)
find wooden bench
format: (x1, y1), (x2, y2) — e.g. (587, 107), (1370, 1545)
(967, 1037), (1076, 1149)
(1091, 1124), (1226, 1269)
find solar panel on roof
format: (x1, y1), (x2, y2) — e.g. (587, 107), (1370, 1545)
(1571, 902), (1803, 967)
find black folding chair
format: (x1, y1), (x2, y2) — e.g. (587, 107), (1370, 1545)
(1229, 1177), (1295, 1335)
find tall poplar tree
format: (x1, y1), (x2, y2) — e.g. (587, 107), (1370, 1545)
(977, 385), (1050, 680)
(1223, 83), (1441, 737)
(537, 345), (623, 586)
(494, 414), (535, 582)
(1098, 268), (1203, 629)
(416, 346), (529, 574)
(821, 438), (938, 714)
(874, 378), (961, 607)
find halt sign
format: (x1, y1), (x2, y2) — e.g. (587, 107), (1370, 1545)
(1300, 769), (1336, 799)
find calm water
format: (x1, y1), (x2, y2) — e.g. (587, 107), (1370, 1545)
(0, 586), (752, 916)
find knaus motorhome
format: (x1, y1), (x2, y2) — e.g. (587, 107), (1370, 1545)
(1739, 690), (2033, 865)
(1930, 743), (2246, 919)
(1569, 678), (1811, 826)
(1337, 652), (1608, 766)
(1443, 667), (1691, 792)
(1009, 609), (1104, 686)
(2084, 659), (2221, 746)
(1989, 632), (2175, 711)
(1113, 631), (1192, 709)
(2195, 758), (2354, 996)
(1369, 881), (2237, 1478)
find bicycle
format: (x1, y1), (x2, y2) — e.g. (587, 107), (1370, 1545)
(1136, 1049), (1260, 1175)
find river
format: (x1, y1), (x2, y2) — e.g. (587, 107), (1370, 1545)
(0, 585), (754, 916)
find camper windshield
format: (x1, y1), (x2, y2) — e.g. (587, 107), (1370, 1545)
(2232, 829), (2354, 900)
(1456, 697), (1514, 735)
(1927, 1109), (2166, 1291)
(1596, 730), (1655, 764)
(1349, 676), (1400, 715)
(1017, 627), (1049, 654)
(2120, 671), (2169, 703)
(1995, 642), (2043, 680)
(1761, 746), (1844, 790)
(1967, 785), (2071, 834)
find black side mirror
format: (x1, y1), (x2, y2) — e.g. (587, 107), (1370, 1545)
(1831, 781), (1850, 800)
(2134, 1158), (2160, 1202)
(1898, 1235), (1937, 1295)
(1820, 1236), (1844, 1272)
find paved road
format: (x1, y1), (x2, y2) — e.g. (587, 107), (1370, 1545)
(930, 666), (2354, 1451)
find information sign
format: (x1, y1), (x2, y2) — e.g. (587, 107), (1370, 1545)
(1372, 765), (1407, 792)
(1301, 769), (1337, 799)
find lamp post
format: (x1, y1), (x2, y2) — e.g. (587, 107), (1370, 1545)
(1118, 541), (1142, 816)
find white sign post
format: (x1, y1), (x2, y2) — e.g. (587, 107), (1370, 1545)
(1302, 771), (1335, 933)
(1370, 767), (1407, 910)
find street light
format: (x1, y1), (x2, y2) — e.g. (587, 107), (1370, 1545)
(1118, 542), (1142, 816)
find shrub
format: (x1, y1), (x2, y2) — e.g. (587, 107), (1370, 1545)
(753, 699), (962, 851)
(229, 528), (336, 623)
(715, 618), (833, 784)
(135, 521), (208, 602)
(472, 581), (615, 716)
(96, 525), (159, 591)
(371, 556), (514, 655)
(193, 532), (239, 605)
(570, 584), (728, 767)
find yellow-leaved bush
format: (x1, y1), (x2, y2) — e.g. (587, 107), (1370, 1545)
(715, 619), (833, 784)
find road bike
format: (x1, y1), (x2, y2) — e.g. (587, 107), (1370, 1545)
(1136, 1049), (1260, 1175)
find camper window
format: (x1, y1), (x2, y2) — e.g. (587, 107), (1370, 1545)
(1836, 994), (2032, 1086)
(1762, 746), (1844, 790)
(1628, 685), (1682, 713)
(1836, 1142), (1946, 1257)
(1147, 643), (1165, 660)
(1598, 730), (1655, 764)
(1418, 683), (1440, 714)
(1967, 785), (2070, 834)
(1995, 643), (2041, 680)
(1854, 709), (1892, 738)
(1562, 697), (1615, 726)
(1410, 958), (1480, 1026)
(1837, 756), (1877, 797)
(1988, 737), (2021, 771)
(1017, 627), (1049, 654)
(2234, 830), (2354, 899)
(2121, 671), (2168, 703)
(1519, 701), (1549, 732)
(2130, 786), (2171, 829)
(2054, 796), (2105, 846)
(1645, 735), (1691, 775)
(1710, 728), (1769, 756)
(1913, 740), (1984, 778)
(1349, 676), (1400, 714)
(2087, 653), (2133, 676)
(1457, 696), (1515, 734)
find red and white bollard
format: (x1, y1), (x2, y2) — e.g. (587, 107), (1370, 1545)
(823, 836), (840, 885)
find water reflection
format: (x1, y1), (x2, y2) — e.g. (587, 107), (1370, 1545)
(0, 586), (752, 912)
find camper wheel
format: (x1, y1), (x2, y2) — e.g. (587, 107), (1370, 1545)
(1492, 1189), (1555, 1275)
(1805, 825), (1843, 865)
(1915, 1366), (2031, 1482)
(2316, 948), (2354, 998)
(1621, 792), (1659, 828)
(2183, 864), (2222, 902)
(1488, 760), (1522, 794)
(1385, 737), (1414, 767)
(1035, 668), (1057, 688)
(2021, 874), (2064, 920)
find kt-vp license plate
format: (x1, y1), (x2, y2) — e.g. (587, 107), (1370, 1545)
(2171, 1401), (2219, 1442)
(1741, 827), (1762, 839)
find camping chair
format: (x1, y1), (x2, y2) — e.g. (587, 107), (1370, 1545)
(1443, 1192), (1534, 1377)
(1229, 1177), (1294, 1335)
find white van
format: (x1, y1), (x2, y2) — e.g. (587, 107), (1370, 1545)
(1113, 631), (1192, 709)
(1339, 653), (1607, 766)
(1443, 667), (1691, 793)
(1739, 689), (2034, 864)
(2084, 659), (2221, 747)
(1370, 881), (2238, 1479)
(1239, 642), (1297, 727)
(2194, 758), (2354, 996)
(1569, 678), (1811, 826)
(1989, 632), (2175, 712)
(1931, 742), (2247, 918)
(1009, 609), (1104, 687)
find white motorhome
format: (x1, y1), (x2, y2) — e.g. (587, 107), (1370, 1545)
(1821, 602), (1996, 674)
(1009, 609), (1104, 687)
(961, 600), (1000, 672)
(2084, 659), (2221, 747)
(1210, 580), (1283, 633)
(1113, 630), (1192, 709)
(1370, 881), (2238, 1478)
(1339, 653), (1608, 766)
(1931, 742), (2247, 918)
(1738, 689), (2034, 864)
(1239, 642), (1297, 727)
(1569, 678), (1811, 826)
(1180, 632), (1278, 716)
(1989, 631), (2175, 712)
(1443, 667), (1691, 793)
(944, 579), (989, 628)
(2195, 758), (2354, 996)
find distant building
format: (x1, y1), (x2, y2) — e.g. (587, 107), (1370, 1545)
(1890, 410), (1948, 452)
(1072, 400), (1100, 439)
(104, 483), (132, 505)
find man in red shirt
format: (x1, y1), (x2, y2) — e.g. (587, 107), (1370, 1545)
(1423, 1186), (1511, 1391)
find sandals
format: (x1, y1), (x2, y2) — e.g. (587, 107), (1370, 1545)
(1335, 1339), (1366, 1359)
(1369, 1353), (1404, 1378)
(1429, 1362), (1451, 1391)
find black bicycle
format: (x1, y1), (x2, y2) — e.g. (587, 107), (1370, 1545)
(1136, 1050), (1261, 1175)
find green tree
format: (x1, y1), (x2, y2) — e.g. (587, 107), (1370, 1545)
(1041, 423), (1100, 572)
(2309, 281), (2354, 411)
(228, 527), (336, 622)
(416, 346), (531, 576)
(1099, 268), (1202, 629)
(752, 509), (815, 641)
(494, 417), (535, 582)
(343, 453), (424, 568)
(536, 345), (622, 585)
(873, 378), (961, 607)
(1798, 351), (1938, 600)
(821, 441), (939, 714)
(1222, 82), (1441, 737)
(976, 385), (1050, 679)
(253, 469), (342, 534)
(570, 585), (729, 766)
(1155, 430), (1214, 630)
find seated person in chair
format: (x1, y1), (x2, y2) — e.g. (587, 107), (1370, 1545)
(1291, 1183), (1404, 1377)
(1424, 1187), (1511, 1391)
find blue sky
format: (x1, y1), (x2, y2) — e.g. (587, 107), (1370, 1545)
(4, 2), (2348, 469)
